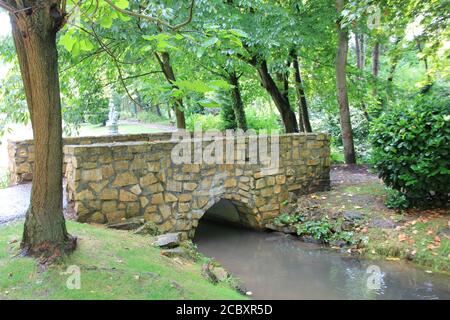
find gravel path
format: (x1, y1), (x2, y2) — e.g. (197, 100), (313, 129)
(0, 183), (69, 225)
(117, 119), (176, 132)
(330, 164), (380, 187)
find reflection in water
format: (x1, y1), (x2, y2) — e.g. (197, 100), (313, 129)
(194, 220), (450, 300)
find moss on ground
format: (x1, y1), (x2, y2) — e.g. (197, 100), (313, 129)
(0, 221), (245, 300)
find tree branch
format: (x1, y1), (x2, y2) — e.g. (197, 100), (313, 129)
(103, 0), (195, 31)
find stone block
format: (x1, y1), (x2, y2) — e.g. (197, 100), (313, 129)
(112, 172), (138, 187)
(151, 193), (164, 204)
(120, 190), (138, 202)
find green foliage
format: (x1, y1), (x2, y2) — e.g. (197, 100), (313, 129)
(370, 94), (450, 206)
(220, 99), (237, 130)
(245, 108), (281, 132)
(136, 111), (168, 124)
(274, 213), (303, 225)
(296, 218), (333, 241)
(0, 168), (9, 189)
(330, 145), (345, 164)
(385, 187), (410, 210)
(186, 113), (223, 131)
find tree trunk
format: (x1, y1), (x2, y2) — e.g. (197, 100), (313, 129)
(8, 0), (75, 258)
(354, 34), (369, 120)
(355, 33), (366, 70)
(154, 52), (186, 129)
(155, 104), (162, 117)
(256, 60), (299, 133)
(372, 41), (380, 96)
(386, 39), (401, 101)
(228, 71), (247, 131)
(335, 0), (357, 164)
(291, 51), (312, 132)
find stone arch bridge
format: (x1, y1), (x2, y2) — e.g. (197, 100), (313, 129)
(8, 132), (330, 239)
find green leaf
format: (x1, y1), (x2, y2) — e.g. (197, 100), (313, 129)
(114, 0), (129, 10)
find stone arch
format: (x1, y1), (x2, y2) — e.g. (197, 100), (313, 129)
(187, 193), (260, 239)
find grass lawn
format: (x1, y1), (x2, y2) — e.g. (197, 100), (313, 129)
(0, 221), (245, 300)
(78, 124), (162, 136)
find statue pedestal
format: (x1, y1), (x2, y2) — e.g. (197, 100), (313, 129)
(108, 123), (119, 135)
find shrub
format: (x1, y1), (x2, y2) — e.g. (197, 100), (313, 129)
(385, 188), (410, 210)
(186, 113), (223, 131)
(137, 111), (167, 124)
(245, 108), (281, 132)
(370, 95), (450, 206)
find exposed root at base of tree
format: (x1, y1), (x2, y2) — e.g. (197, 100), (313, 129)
(20, 235), (77, 268)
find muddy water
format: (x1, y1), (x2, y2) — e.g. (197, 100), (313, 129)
(194, 220), (450, 300)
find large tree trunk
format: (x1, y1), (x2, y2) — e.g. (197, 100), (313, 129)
(8, 0), (75, 258)
(228, 71), (247, 131)
(256, 60), (299, 133)
(291, 51), (312, 132)
(154, 52), (186, 129)
(335, 0), (357, 164)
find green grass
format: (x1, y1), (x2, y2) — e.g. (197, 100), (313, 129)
(78, 124), (162, 136)
(330, 146), (345, 164)
(0, 221), (245, 300)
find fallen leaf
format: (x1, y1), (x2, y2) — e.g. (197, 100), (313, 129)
(386, 257), (400, 261)
(398, 233), (408, 242)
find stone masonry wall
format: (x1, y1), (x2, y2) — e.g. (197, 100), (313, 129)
(64, 133), (330, 239)
(7, 132), (173, 184)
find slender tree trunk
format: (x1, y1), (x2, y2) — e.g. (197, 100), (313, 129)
(372, 41), (380, 96)
(355, 33), (362, 70)
(154, 52), (186, 129)
(256, 60), (299, 133)
(291, 51), (312, 132)
(155, 104), (162, 117)
(354, 34), (369, 120)
(335, 0), (356, 164)
(355, 33), (366, 70)
(386, 40), (401, 101)
(228, 71), (247, 131)
(8, 0), (75, 258)
(360, 34), (366, 69)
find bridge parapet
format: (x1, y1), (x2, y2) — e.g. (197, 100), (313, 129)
(7, 132), (174, 184)
(64, 132), (330, 238)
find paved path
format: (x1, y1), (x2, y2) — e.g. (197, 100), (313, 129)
(0, 183), (69, 225)
(117, 119), (177, 132)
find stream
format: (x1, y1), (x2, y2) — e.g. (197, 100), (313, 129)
(194, 219), (450, 300)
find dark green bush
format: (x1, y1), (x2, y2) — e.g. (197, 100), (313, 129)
(370, 95), (450, 207)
